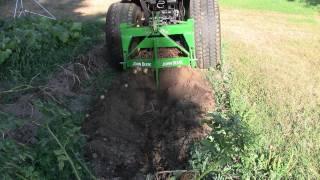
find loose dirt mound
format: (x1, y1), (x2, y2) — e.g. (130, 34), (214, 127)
(82, 68), (215, 179)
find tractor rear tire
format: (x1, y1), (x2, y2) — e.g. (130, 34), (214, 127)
(189, 0), (221, 69)
(105, 3), (142, 70)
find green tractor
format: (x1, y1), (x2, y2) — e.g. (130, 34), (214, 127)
(105, 0), (221, 85)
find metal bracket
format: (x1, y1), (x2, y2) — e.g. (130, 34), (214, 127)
(14, 0), (56, 20)
(140, 0), (151, 20)
(120, 18), (197, 87)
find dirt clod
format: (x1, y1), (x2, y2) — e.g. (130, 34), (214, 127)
(83, 67), (215, 179)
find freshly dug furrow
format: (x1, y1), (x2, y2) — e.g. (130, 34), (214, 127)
(82, 67), (215, 179)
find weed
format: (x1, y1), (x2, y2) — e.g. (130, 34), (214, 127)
(0, 101), (95, 180)
(190, 69), (255, 179)
(0, 15), (105, 179)
(0, 17), (103, 84)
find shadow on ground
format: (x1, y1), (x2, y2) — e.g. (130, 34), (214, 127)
(303, 0), (320, 6)
(288, 0), (320, 6)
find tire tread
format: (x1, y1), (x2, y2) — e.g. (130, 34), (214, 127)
(190, 0), (221, 68)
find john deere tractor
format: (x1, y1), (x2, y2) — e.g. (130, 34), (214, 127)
(105, 0), (221, 85)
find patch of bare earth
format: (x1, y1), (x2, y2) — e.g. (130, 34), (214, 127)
(82, 68), (215, 179)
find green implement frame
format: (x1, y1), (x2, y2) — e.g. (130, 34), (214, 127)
(120, 18), (197, 87)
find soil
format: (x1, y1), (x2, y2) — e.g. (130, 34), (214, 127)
(0, 45), (108, 144)
(0, 42), (215, 179)
(82, 67), (215, 179)
(136, 48), (183, 59)
(1, 1), (216, 179)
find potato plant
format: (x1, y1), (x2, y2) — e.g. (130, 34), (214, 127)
(0, 17), (85, 81)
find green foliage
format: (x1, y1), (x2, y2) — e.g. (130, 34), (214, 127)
(0, 111), (25, 132)
(0, 17), (103, 82)
(296, 0), (320, 6)
(0, 17), (104, 179)
(190, 70), (254, 179)
(190, 69), (298, 179)
(190, 115), (253, 179)
(0, 49), (12, 64)
(194, 1), (320, 178)
(0, 17), (81, 65)
(0, 102), (95, 180)
(196, 36), (320, 178)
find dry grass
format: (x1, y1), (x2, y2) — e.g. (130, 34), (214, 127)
(222, 7), (320, 177)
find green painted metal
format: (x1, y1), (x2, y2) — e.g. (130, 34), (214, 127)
(120, 16), (197, 86)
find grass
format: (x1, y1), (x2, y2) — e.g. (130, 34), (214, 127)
(1, 0), (319, 179)
(194, 0), (320, 178)
(220, 0), (319, 15)
(225, 40), (320, 178)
